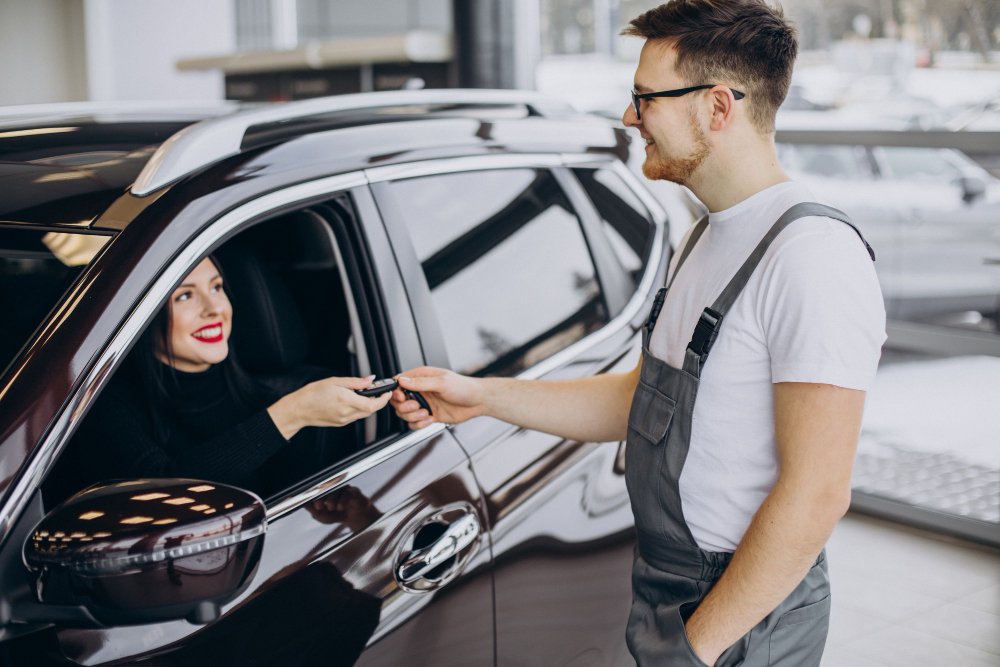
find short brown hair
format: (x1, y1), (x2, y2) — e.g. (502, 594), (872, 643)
(623, 0), (797, 132)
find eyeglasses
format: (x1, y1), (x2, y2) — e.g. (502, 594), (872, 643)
(630, 85), (746, 121)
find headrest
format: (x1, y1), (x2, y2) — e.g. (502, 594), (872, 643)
(215, 244), (309, 375)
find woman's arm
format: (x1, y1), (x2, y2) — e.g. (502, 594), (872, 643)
(267, 376), (391, 440)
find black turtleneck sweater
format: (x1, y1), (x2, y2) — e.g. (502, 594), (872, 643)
(63, 363), (352, 498)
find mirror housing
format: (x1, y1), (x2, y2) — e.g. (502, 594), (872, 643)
(957, 176), (986, 204)
(23, 479), (265, 626)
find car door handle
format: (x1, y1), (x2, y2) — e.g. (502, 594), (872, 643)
(397, 513), (481, 584)
(984, 258), (1000, 266)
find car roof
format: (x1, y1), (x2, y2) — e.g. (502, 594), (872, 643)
(0, 91), (622, 230)
(0, 107), (224, 228)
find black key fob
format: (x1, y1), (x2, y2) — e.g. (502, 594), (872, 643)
(355, 378), (398, 397)
(404, 389), (432, 416)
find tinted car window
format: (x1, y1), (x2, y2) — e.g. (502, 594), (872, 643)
(575, 168), (653, 285)
(876, 146), (964, 181)
(390, 169), (608, 376)
(777, 144), (871, 179)
(0, 229), (108, 375)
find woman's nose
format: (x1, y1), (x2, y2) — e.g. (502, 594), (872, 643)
(200, 292), (223, 316)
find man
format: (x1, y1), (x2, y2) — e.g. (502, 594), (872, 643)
(390, 1), (886, 664)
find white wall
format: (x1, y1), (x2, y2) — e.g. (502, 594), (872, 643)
(0, 0), (88, 105)
(84, 0), (234, 101)
(0, 0), (466, 106)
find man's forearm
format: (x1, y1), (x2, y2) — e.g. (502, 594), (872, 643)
(683, 482), (848, 664)
(479, 368), (638, 444)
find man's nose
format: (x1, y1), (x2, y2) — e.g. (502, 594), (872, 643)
(623, 102), (640, 128)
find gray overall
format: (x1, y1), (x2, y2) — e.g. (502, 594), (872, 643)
(624, 203), (875, 666)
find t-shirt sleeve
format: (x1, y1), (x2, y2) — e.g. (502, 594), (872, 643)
(758, 218), (887, 390)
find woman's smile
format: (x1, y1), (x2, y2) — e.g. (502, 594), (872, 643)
(192, 322), (224, 343)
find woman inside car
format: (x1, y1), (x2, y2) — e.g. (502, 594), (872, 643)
(62, 256), (390, 497)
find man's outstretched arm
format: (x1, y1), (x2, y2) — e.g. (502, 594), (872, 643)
(683, 381), (865, 666)
(389, 360), (641, 444)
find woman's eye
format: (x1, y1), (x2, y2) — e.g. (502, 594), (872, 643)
(211, 283), (224, 294)
(174, 291), (191, 302)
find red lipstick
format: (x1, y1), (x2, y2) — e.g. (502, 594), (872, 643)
(191, 321), (224, 344)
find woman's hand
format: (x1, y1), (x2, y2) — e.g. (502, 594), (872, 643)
(268, 375), (391, 440)
(390, 367), (486, 429)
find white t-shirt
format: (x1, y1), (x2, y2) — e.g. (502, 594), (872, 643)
(649, 181), (886, 552)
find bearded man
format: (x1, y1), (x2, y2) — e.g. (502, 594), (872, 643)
(391, 1), (886, 664)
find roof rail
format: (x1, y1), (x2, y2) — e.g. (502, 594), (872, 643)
(131, 89), (576, 196)
(0, 100), (238, 125)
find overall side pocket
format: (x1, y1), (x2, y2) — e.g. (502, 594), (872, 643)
(766, 594), (831, 666)
(627, 381), (677, 447)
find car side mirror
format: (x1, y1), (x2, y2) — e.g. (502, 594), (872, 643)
(956, 176), (986, 204)
(23, 479), (265, 627)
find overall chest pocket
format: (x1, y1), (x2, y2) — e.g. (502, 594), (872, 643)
(627, 381), (677, 447)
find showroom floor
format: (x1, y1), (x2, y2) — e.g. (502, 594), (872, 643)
(823, 512), (999, 666)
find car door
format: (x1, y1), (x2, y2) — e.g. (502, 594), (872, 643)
(370, 157), (669, 666)
(0, 182), (494, 666)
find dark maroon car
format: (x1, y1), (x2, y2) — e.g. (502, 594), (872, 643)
(0, 90), (681, 665)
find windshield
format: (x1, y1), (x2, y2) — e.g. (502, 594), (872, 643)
(1, 228), (110, 375)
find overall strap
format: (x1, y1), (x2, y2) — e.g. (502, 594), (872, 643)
(682, 202), (874, 375)
(644, 215), (709, 342)
(666, 215), (712, 293)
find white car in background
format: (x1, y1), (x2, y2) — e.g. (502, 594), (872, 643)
(776, 141), (1000, 325)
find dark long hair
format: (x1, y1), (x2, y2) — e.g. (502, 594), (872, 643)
(132, 255), (269, 445)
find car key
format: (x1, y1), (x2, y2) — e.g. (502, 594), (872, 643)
(404, 389), (433, 416)
(355, 377), (398, 397)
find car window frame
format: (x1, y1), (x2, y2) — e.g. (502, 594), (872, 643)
(551, 167), (635, 317)
(1, 155), (667, 548)
(0, 225), (116, 384)
(0, 172), (436, 550)
(374, 164), (613, 376)
(368, 155), (640, 375)
(568, 165), (659, 298)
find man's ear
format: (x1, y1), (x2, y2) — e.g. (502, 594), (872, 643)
(707, 87), (738, 131)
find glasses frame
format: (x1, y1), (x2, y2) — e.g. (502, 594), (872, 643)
(630, 84), (746, 121)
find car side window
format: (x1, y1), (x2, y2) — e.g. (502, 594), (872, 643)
(45, 200), (389, 507)
(875, 146), (964, 181)
(574, 168), (654, 287)
(388, 168), (609, 377)
(777, 143), (871, 179)
(0, 229), (109, 380)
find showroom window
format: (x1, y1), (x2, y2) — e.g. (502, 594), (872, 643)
(779, 137), (1000, 545)
(389, 169), (608, 377)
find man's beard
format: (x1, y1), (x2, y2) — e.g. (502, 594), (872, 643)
(642, 113), (709, 185)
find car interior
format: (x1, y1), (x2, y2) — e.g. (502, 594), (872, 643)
(43, 196), (398, 509)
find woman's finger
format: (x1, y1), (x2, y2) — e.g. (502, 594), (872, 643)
(328, 375), (376, 390)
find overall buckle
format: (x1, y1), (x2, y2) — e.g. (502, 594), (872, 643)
(687, 308), (723, 356)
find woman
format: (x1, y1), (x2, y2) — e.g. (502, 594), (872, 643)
(64, 256), (390, 496)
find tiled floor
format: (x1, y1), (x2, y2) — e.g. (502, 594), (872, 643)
(823, 512), (1000, 666)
